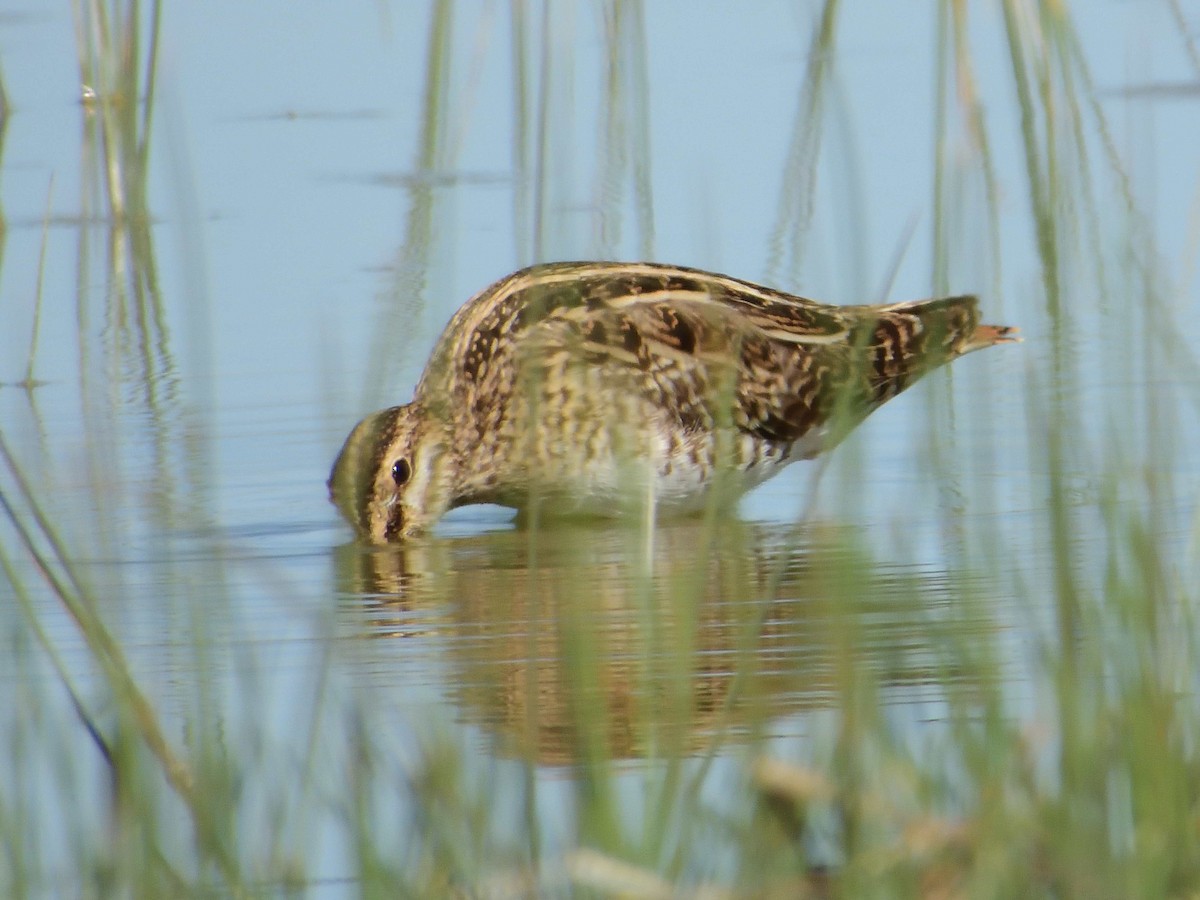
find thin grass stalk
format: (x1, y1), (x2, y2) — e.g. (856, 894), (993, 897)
(1058, 15), (1143, 265)
(114, 0), (140, 210)
(0, 58), (9, 125)
(510, 0), (533, 264)
(123, 213), (176, 428)
(446, 5), (497, 164)
(136, 0), (161, 173)
(77, 12), (202, 800)
(83, 1), (126, 221)
(932, 1), (954, 295)
(1000, 1), (1059, 313)
(0, 543), (113, 773)
(950, 0), (1005, 303)
(1045, 5), (1115, 311)
(677, 556), (784, 826)
(504, 355), (555, 877)
(348, 712), (388, 895)
(71, 0), (173, 447)
(0, 436), (247, 896)
(596, 0), (625, 256)
(765, 0), (841, 286)
(593, 0), (654, 260)
(72, 129), (108, 578)
(292, 618), (337, 876)
(0, 794), (29, 899)
(1032, 4), (1062, 304)
(364, 0), (453, 408)
(999, 9), (1091, 832)
(559, 596), (628, 866)
(72, 0), (162, 225)
(1166, 0), (1200, 76)
(531, 0), (571, 259)
(519, 533), (544, 875)
(929, 0), (1008, 574)
(823, 76), (871, 303)
(24, 177), (53, 388)
(626, 0), (654, 260)
(642, 551), (707, 876)
(0, 60), (8, 267)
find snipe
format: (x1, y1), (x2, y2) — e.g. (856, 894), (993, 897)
(330, 262), (1018, 541)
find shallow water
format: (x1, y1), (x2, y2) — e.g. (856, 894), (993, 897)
(1, 0), (1198, 893)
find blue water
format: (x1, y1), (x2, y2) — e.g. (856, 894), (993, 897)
(0, 0), (1197, 892)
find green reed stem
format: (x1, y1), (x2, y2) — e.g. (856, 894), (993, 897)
(0, 433), (246, 896)
(765, 0), (841, 285)
(25, 176), (53, 388)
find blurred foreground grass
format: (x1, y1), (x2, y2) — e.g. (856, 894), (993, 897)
(3, 1), (1200, 897)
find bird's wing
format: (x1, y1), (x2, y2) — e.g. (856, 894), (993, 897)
(519, 291), (855, 444)
(425, 262), (1014, 450)
(532, 289), (1011, 447)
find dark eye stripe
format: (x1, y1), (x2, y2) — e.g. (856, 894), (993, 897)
(353, 407), (406, 536)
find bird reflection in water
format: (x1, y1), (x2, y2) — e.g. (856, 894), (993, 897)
(332, 519), (993, 766)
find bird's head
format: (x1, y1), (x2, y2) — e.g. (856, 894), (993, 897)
(328, 402), (454, 542)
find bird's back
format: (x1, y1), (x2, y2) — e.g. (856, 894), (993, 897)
(418, 262), (1016, 456)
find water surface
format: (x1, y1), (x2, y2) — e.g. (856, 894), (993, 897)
(1, 1), (1197, 893)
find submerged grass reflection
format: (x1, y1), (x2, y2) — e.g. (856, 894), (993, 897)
(338, 522), (988, 765)
(71, 0), (161, 224)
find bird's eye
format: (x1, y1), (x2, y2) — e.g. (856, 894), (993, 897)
(391, 458), (411, 486)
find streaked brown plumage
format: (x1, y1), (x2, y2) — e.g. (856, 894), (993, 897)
(330, 262), (1019, 542)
